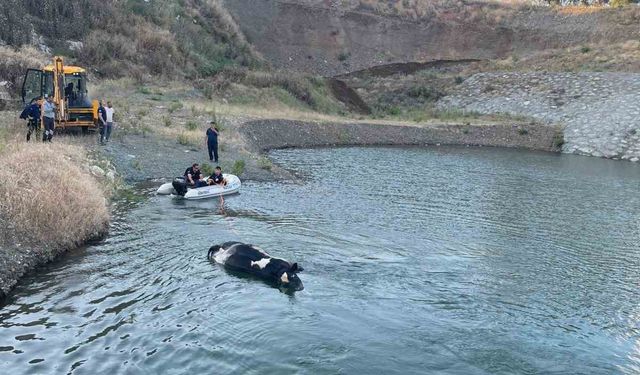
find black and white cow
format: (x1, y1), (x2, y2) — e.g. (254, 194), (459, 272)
(208, 242), (304, 291)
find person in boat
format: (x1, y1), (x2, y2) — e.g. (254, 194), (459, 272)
(184, 163), (206, 187)
(207, 166), (227, 186)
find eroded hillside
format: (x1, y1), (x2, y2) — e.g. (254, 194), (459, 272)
(223, 0), (640, 76)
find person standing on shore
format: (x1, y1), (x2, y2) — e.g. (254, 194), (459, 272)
(42, 95), (56, 142)
(104, 101), (115, 143)
(19, 97), (41, 142)
(97, 100), (107, 144)
(206, 120), (219, 163)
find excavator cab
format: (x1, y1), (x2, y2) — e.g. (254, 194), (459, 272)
(21, 57), (98, 131)
(22, 69), (46, 104)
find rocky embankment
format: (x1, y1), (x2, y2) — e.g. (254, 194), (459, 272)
(439, 72), (640, 161)
(240, 119), (561, 153)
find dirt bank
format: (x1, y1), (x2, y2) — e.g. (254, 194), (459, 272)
(224, 0), (640, 76)
(240, 119), (563, 154)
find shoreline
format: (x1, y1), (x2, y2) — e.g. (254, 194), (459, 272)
(239, 119), (564, 156)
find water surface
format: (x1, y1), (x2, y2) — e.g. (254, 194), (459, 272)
(1, 146), (639, 374)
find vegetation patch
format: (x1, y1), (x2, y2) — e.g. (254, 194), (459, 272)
(553, 132), (565, 148)
(185, 120), (199, 131)
(0, 141), (109, 252)
(177, 132), (195, 146)
(201, 163), (215, 176)
(232, 159), (246, 175)
(168, 102), (183, 113)
(257, 156), (273, 170)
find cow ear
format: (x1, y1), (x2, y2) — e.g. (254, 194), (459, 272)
(290, 263), (302, 272)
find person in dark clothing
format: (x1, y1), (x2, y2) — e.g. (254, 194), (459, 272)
(205, 121), (219, 162)
(97, 101), (107, 144)
(207, 166), (227, 186)
(20, 98), (41, 142)
(65, 83), (75, 106)
(184, 163), (203, 186)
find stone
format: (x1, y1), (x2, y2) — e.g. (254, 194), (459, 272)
(90, 165), (105, 177)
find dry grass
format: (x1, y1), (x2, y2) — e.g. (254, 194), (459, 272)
(487, 39), (640, 72)
(556, 5), (606, 15)
(0, 46), (49, 96)
(0, 134), (109, 251)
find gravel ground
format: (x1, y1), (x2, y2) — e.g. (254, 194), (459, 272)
(91, 121), (294, 184)
(439, 72), (640, 162)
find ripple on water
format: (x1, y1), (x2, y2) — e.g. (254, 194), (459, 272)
(1, 146), (640, 374)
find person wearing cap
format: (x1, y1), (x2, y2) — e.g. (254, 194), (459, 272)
(42, 95), (56, 142)
(205, 120), (219, 163)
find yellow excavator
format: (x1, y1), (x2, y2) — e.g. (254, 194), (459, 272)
(21, 56), (99, 133)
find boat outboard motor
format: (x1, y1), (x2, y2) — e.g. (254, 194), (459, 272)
(172, 177), (188, 196)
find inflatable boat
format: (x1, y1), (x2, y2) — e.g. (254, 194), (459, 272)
(156, 174), (241, 200)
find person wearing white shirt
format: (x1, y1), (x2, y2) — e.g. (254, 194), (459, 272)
(42, 95), (56, 142)
(104, 101), (115, 142)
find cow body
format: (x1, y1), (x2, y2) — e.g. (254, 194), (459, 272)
(208, 242), (304, 291)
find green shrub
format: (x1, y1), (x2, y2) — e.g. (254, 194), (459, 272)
(407, 85), (444, 101)
(232, 159), (246, 175)
(201, 163), (215, 176)
(177, 132), (193, 145)
(168, 101), (183, 113)
(131, 159), (143, 171)
(185, 121), (198, 131)
(162, 116), (172, 127)
(517, 128), (529, 135)
(553, 132), (565, 148)
(338, 51), (350, 61)
(257, 156), (272, 170)
(388, 106), (401, 116)
(580, 46), (591, 54)
(454, 76), (465, 85)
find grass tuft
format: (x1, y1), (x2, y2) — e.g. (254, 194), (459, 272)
(185, 121), (199, 131)
(257, 156), (273, 170)
(231, 159), (246, 175)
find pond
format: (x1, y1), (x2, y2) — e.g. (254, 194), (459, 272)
(1, 146), (639, 374)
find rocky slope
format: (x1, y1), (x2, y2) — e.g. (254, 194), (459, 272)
(438, 72), (640, 161)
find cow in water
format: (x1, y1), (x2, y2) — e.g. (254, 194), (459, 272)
(208, 242), (304, 291)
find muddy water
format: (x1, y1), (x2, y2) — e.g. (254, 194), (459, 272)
(1, 146), (639, 374)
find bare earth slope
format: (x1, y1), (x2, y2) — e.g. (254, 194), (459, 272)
(223, 0), (640, 76)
